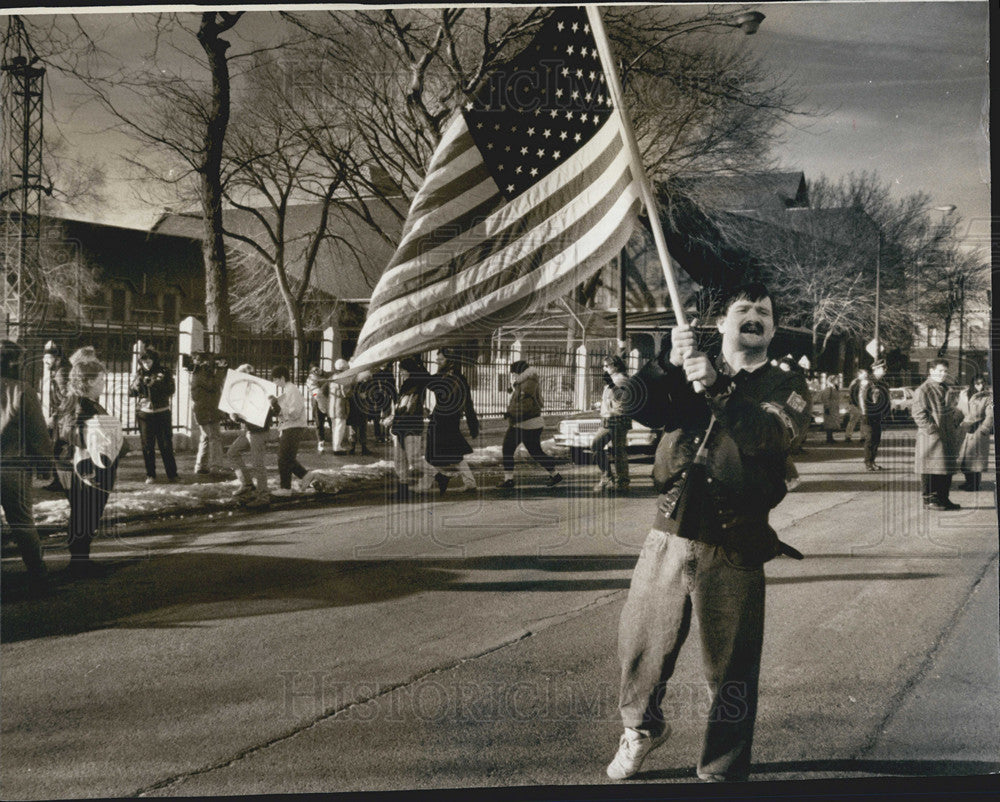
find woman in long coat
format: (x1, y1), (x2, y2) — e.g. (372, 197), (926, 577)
(421, 348), (479, 494)
(957, 376), (993, 491)
(912, 361), (964, 508)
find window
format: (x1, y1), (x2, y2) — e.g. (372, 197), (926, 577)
(162, 293), (177, 325)
(111, 288), (127, 321)
(927, 327), (939, 347)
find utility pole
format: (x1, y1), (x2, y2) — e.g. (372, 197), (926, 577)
(1, 16), (50, 336)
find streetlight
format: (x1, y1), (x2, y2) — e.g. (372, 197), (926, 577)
(624, 9), (765, 72)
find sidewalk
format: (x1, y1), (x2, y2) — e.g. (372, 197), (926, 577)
(25, 416), (530, 536)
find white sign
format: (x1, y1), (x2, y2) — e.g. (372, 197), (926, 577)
(218, 370), (277, 429)
(865, 339), (882, 358)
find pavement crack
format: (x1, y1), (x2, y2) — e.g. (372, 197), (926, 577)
(133, 630), (535, 796)
(522, 589), (627, 631)
(852, 551), (999, 760)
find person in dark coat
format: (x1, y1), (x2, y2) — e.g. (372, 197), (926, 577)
(850, 360), (891, 471)
(418, 348), (480, 494)
(55, 349), (128, 579)
(496, 359), (562, 489)
(1, 340), (54, 591)
(362, 365), (397, 443)
(912, 359), (963, 510)
(956, 375), (992, 492)
(128, 346), (178, 483)
(606, 282), (810, 783)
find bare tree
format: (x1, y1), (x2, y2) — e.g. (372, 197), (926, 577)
(23, 11), (249, 341)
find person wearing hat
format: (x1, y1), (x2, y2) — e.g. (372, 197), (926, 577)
(128, 345), (179, 483)
(1, 339), (55, 591)
(497, 359), (562, 489)
(328, 358), (352, 455)
(851, 360), (890, 471)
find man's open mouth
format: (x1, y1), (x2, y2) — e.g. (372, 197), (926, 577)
(740, 323), (764, 334)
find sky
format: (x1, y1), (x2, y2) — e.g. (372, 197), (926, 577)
(6, 0), (991, 253)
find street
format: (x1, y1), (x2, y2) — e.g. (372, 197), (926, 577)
(1, 429), (998, 799)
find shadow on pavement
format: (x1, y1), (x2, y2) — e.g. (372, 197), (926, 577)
(638, 757), (1000, 781)
(1, 550), (944, 643)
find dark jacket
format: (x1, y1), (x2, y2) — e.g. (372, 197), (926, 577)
(425, 368), (479, 467)
(506, 367), (544, 425)
(129, 355), (175, 415)
(190, 365), (224, 425)
(849, 376), (890, 420)
(624, 354), (811, 565)
(391, 366), (429, 436)
(1, 377), (55, 473)
(55, 395), (124, 492)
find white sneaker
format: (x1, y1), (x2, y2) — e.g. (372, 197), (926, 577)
(300, 471), (316, 488)
(317, 442), (326, 453)
(606, 726), (671, 781)
(272, 487), (293, 497)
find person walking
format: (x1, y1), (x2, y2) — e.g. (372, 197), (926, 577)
(269, 365), (310, 496)
(54, 349), (128, 579)
(328, 359), (351, 455)
(418, 347), (480, 494)
(606, 282), (810, 783)
(305, 363), (331, 453)
(1, 340), (54, 592)
(592, 354), (631, 493)
(912, 359), (963, 511)
(389, 356), (432, 498)
(844, 368), (867, 443)
(957, 375), (993, 492)
(226, 364), (273, 507)
(129, 346), (178, 484)
(39, 342), (71, 491)
(190, 352), (227, 475)
(496, 359), (562, 489)
(853, 360), (891, 471)
(817, 374), (842, 444)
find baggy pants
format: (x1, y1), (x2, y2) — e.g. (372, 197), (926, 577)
(617, 528), (765, 781)
(0, 470), (46, 574)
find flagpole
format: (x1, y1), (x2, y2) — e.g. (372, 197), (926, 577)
(586, 5), (689, 330)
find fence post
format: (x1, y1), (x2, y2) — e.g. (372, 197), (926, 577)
(628, 347), (641, 376)
(177, 316), (204, 443)
(321, 326), (337, 372)
(575, 344), (589, 411)
(40, 339), (55, 420)
(509, 339), (521, 367)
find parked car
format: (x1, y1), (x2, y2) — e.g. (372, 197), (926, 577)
(553, 408), (662, 465)
(889, 387), (915, 419)
(810, 396), (850, 429)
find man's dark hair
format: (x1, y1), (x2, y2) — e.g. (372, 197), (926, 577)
(720, 282), (777, 322)
(931, 359), (949, 371)
(271, 365), (290, 381)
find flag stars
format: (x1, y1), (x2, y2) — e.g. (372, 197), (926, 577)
(589, 71), (597, 81)
(552, 150), (561, 160)
(520, 146), (529, 155)
(537, 148), (545, 158)
(562, 67), (570, 77)
(580, 113), (588, 123)
(515, 165), (523, 174)
(507, 184), (515, 193)
(550, 109), (559, 118)
(557, 21), (565, 31)
(571, 90), (579, 100)
(555, 88), (563, 99)
(559, 130), (568, 140)
(565, 110), (574, 120)
(574, 132), (582, 142)
(571, 21), (579, 32)
(530, 167), (539, 177)
(526, 127), (535, 136)
(566, 45), (574, 55)
(576, 69), (584, 78)
(542, 128), (552, 138)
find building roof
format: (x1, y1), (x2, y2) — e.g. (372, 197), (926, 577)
(678, 171), (809, 213)
(152, 198), (408, 302)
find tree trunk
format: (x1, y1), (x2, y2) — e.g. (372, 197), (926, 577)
(197, 13), (241, 348)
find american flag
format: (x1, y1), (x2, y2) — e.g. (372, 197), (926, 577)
(349, 6), (642, 373)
